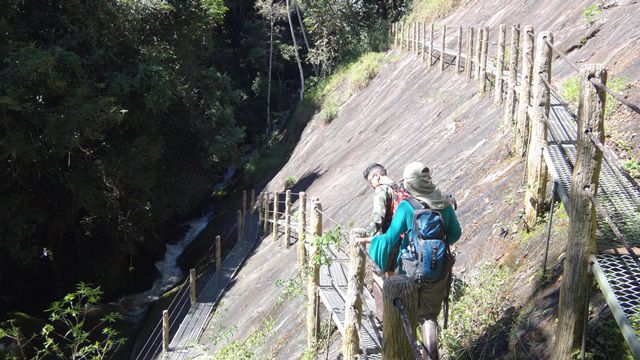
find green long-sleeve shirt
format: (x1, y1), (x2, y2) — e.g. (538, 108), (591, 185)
(369, 200), (461, 272)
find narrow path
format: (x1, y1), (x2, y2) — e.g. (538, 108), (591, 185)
(161, 213), (259, 360)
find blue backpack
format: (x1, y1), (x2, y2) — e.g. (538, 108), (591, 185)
(401, 197), (451, 283)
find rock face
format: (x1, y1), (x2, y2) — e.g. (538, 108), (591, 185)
(199, 1), (640, 357)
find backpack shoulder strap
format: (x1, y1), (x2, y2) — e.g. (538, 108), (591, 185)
(406, 197), (427, 210)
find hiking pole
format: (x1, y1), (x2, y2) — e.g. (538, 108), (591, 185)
(393, 298), (423, 360)
(443, 270), (453, 329)
(543, 181), (558, 276)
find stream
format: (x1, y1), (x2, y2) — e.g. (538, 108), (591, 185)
(109, 165), (237, 324)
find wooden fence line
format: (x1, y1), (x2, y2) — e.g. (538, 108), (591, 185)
(389, 20), (619, 357)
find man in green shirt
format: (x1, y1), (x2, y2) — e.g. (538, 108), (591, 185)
(359, 161), (461, 359)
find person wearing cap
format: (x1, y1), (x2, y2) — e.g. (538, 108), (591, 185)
(363, 163), (399, 323)
(358, 161), (461, 359)
(363, 163), (397, 235)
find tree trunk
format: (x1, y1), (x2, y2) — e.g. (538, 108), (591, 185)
(286, 0), (304, 100)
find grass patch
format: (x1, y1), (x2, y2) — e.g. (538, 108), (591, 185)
(308, 52), (387, 115)
(559, 75), (626, 121)
(583, 2), (603, 26)
(409, 0), (465, 23)
(560, 76), (580, 105)
(243, 52), (387, 185)
(244, 142), (292, 185)
(622, 158), (640, 178)
(284, 175), (297, 189)
(441, 265), (511, 358)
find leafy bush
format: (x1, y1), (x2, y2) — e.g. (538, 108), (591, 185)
(214, 318), (274, 360)
(622, 159), (640, 178)
(284, 176), (298, 190)
(275, 275), (304, 305)
(0, 283), (125, 359)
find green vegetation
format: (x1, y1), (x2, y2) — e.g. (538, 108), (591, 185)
(604, 76), (627, 119)
(560, 75), (626, 120)
(0, 283), (124, 359)
(275, 274), (304, 305)
(409, 0), (464, 23)
(310, 52), (388, 125)
(561, 76), (581, 104)
(214, 318), (275, 360)
(244, 51), (389, 183)
(302, 319), (335, 360)
(284, 176), (298, 190)
(622, 159), (640, 178)
(579, 315), (633, 359)
(583, 2), (603, 26)
(309, 225), (345, 268)
(441, 265), (511, 358)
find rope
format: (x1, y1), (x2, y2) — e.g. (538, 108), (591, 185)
(590, 78), (640, 115)
(393, 299), (423, 360)
(543, 37), (580, 74)
(541, 36), (640, 115)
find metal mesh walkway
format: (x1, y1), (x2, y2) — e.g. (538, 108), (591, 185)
(541, 91), (640, 357)
(317, 244), (383, 356)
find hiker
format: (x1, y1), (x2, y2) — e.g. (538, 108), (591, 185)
(359, 161), (461, 360)
(363, 163), (410, 322)
(363, 163), (397, 235)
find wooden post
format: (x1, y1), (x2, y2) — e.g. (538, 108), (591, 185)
(257, 192), (263, 228)
(307, 198), (322, 349)
(242, 190), (247, 217)
(523, 31), (552, 230)
(272, 191), (279, 240)
(494, 24), (506, 104)
(162, 310), (169, 353)
(342, 228), (368, 359)
(552, 64), (606, 359)
(429, 22), (434, 69)
(382, 276), (418, 359)
(466, 27), (474, 78)
(402, 22), (406, 50)
(474, 27), (482, 78)
(515, 25), (535, 157)
(263, 192), (270, 235)
(298, 192), (307, 268)
(237, 209), (243, 242)
(413, 21), (422, 55)
(250, 189), (255, 212)
(408, 22), (412, 51)
(284, 190), (291, 248)
(480, 26), (489, 93)
(504, 24), (521, 126)
(421, 22), (427, 61)
(456, 26), (462, 73)
(414, 22), (419, 55)
(189, 268), (196, 305)
(215, 235), (222, 273)
(440, 25), (446, 71)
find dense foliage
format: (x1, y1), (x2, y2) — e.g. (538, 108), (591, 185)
(0, 0), (245, 311)
(0, 0), (406, 316)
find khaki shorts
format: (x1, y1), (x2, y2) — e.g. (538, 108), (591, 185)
(416, 274), (449, 322)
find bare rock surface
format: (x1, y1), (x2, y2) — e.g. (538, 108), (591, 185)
(198, 1), (640, 358)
